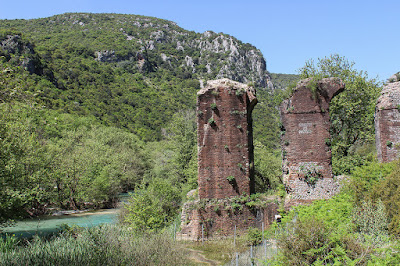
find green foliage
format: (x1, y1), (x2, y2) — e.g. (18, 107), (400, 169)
(269, 73), (300, 91)
(353, 200), (389, 244)
(123, 178), (181, 233)
(370, 160), (400, 236)
(0, 13), (269, 142)
(277, 217), (333, 265)
(268, 159), (400, 265)
(0, 225), (189, 265)
(246, 227), (262, 246)
(0, 234), (19, 252)
(226, 175), (235, 182)
(299, 164), (322, 186)
(271, 192), (395, 265)
(0, 102), (149, 225)
(345, 161), (393, 204)
(253, 140), (282, 192)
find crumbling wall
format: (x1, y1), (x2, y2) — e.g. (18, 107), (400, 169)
(375, 81), (400, 162)
(178, 79), (277, 241)
(178, 198), (279, 241)
(280, 78), (344, 205)
(197, 79), (257, 199)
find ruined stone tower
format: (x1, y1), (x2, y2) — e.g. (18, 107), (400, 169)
(375, 80), (400, 162)
(178, 79), (278, 240)
(280, 78), (344, 205)
(197, 78), (257, 199)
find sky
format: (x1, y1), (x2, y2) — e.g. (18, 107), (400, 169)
(1, 0), (399, 81)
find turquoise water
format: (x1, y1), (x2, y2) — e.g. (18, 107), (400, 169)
(2, 209), (120, 238)
(2, 192), (132, 238)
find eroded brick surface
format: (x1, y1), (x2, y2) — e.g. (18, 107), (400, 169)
(280, 78), (344, 205)
(177, 198), (279, 241)
(375, 81), (400, 162)
(197, 79), (257, 199)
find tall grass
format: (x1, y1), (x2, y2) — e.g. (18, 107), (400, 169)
(0, 225), (189, 265)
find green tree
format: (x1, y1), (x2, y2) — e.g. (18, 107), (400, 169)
(123, 178), (181, 233)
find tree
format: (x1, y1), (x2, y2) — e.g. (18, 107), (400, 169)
(123, 178), (181, 233)
(299, 54), (381, 174)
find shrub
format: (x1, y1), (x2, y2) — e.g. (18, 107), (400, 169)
(277, 217), (331, 265)
(353, 200), (389, 245)
(370, 160), (400, 236)
(246, 227), (262, 246)
(123, 178), (181, 233)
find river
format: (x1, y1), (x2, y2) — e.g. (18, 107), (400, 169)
(2, 193), (130, 238)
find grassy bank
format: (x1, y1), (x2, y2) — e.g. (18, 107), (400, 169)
(0, 225), (190, 265)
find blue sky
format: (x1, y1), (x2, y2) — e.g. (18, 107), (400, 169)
(1, 0), (399, 81)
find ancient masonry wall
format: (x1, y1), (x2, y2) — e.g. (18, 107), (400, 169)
(177, 198), (279, 241)
(179, 79), (279, 240)
(197, 78), (257, 199)
(280, 78), (345, 206)
(375, 81), (400, 162)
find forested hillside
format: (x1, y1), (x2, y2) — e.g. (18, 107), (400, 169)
(0, 12), (273, 141)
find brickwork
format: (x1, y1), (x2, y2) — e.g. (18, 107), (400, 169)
(197, 79), (257, 199)
(375, 81), (400, 162)
(178, 198), (279, 241)
(280, 78), (344, 205)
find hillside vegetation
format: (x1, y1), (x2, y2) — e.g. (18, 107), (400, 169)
(0, 12), (273, 141)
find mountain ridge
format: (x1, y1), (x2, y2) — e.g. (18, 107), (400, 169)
(0, 12), (287, 141)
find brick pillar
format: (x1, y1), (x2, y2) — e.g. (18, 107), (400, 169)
(375, 81), (400, 162)
(280, 78), (344, 204)
(197, 79), (257, 199)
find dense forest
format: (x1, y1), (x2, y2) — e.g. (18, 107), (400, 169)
(1, 12), (400, 265)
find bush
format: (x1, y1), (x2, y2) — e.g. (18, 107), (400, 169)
(123, 178), (181, 233)
(370, 160), (400, 236)
(246, 227), (262, 246)
(277, 217), (331, 265)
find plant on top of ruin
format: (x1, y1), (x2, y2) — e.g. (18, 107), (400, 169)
(235, 88), (245, 96)
(211, 90), (219, 96)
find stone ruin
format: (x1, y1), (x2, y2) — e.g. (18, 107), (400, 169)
(178, 79), (278, 240)
(197, 78), (257, 199)
(280, 78), (345, 206)
(375, 80), (400, 162)
(178, 77), (347, 240)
